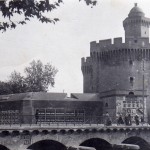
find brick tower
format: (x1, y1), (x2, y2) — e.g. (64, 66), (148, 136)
(81, 4), (150, 122)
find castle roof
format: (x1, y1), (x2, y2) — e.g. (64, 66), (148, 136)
(71, 93), (100, 101)
(0, 92), (101, 102)
(128, 3), (145, 17)
(0, 92), (67, 101)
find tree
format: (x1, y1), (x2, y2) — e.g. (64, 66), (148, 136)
(0, 0), (97, 31)
(0, 81), (12, 94)
(8, 70), (27, 93)
(0, 60), (58, 95)
(24, 60), (58, 92)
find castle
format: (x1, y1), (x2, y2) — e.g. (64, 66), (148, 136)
(0, 3), (149, 125)
(82, 3), (150, 122)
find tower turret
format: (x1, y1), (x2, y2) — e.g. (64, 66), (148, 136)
(123, 3), (150, 44)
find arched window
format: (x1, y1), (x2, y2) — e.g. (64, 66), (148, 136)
(129, 92), (134, 95)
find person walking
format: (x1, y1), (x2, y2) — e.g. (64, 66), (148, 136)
(35, 110), (39, 124)
(117, 114), (124, 125)
(128, 114), (132, 125)
(141, 116), (144, 126)
(124, 114), (129, 125)
(105, 112), (112, 126)
(135, 114), (139, 125)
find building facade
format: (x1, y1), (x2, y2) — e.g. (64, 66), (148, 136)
(82, 3), (150, 121)
(0, 92), (102, 124)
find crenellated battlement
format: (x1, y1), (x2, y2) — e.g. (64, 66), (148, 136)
(90, 36), (150, 62)
(81, 57), (92, 74)
(114, 37), (122, 45)
(99, 39), (112, 45)
(81, 57), (91, 65)
(90, 37), (124, 52)
(90, 37), (150, 53)
(90, 48), (150, 63)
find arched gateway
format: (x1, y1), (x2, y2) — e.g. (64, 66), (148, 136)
(122, 136), (150, 150)
(27, 140), (67, 150)
(80, 138), (112, 150)
(0, 145), (9, 150)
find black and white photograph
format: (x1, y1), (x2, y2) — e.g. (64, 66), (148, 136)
(0, 0), (150, 150)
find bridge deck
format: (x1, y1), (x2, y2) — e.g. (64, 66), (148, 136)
(0, 124), (149, 131)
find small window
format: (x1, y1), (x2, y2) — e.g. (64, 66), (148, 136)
(105, 103), (108, 107)
(129, 60), (133, 65)
(134, 40), (137, 43)
(129, 77), (134, 83)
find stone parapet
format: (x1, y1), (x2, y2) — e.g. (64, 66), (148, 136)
(90, 37), (150, 53)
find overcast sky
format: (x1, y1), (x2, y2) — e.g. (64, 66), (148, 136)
(0, 0), (149, 95)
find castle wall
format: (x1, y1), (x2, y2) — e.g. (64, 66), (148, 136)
(96, 60), (150, 92)
(85, 39), (150, 94)
(82, 51), (150, 94)
(82, 41), (150, 121)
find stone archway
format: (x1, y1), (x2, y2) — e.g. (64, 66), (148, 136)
(80, 138), (112, 150)
(122, 136), (150, 150)
(0, 145), (9, 150)
(27, 139), (67, 150)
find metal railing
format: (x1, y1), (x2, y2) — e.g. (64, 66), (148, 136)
(0, 114), (148, 127)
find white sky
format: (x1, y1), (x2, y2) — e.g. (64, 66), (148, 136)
(0, 0), (149, 94)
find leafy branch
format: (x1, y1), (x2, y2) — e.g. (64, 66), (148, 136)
(0, 0), (97, 32)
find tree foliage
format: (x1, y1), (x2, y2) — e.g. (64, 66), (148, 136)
(0, 81), (12, 94)
(0, 0), (97, 31)
(25, 60), (57, 92)
(0, 60), (58, 95)
(8, 70), (27, 93)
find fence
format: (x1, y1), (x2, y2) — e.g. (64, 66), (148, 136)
(0, 114), (106, 125)
(0, 114), (148, 127)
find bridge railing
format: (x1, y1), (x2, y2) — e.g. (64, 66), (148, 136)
(0, 114), (106, 126)
(0, 114), (148, 127)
